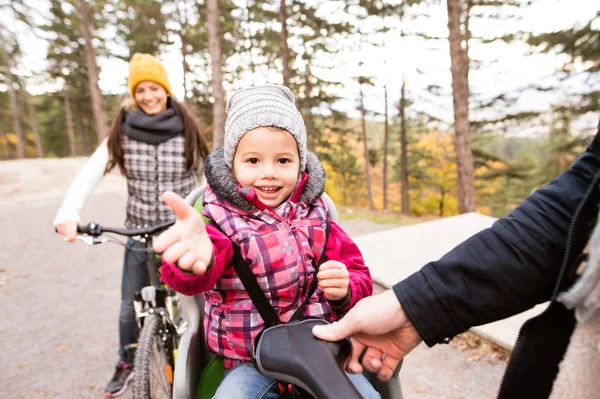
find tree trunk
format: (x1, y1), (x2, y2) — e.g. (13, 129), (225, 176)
(177, 0), (190, 104)
(302, 42), (318, 150)
(439, 190), (446, 217)
(245, 1), (256, 84)
(359, 84), (375, 211)
(447, 0), (475, 213)
(382, 67), (389, 212)
(464, 0), (472, 79)
(279, 0), (291, 87)
(302, 77), (318, 150)
(0, 128), (11, 159)
(1, 40), (25, 159)
(63, 87), (77, 156)
(25, 90), (44, 157)
(400, 76), (409, 215)
(206, 0), (225, 149)
(78, 0), (108, 142)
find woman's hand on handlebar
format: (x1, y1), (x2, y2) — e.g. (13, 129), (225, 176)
(55, 220), (79, 243)
(153, 191), (214, 275)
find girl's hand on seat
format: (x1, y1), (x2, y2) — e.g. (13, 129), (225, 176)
(154, 191), (213, 275)
(55, 220), (79, 243)
(317, 260), (350, 301)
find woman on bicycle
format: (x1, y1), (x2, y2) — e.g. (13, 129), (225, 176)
(53, 53), (210, 398)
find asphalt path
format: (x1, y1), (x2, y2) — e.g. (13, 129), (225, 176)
(0, 159), (506, 398)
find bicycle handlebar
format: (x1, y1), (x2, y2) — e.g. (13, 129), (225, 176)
(76, 220), (175, 237)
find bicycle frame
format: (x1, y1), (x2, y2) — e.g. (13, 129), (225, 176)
(75, 221), (185, 358)
(132, 234), (181, 329)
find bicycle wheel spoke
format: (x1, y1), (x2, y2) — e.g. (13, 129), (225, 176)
(148, 333), (172, 398)
(134, 314), (176, 399)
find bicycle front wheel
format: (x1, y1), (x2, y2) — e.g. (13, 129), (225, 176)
(133, 313), (176, 399)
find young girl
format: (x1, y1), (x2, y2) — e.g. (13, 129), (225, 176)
(54, 53), (210, 397)
(154, 85), (380, 398)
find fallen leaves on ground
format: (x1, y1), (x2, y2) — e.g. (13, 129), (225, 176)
(449, 332), (510, 364)
(55, 345), (69, 352)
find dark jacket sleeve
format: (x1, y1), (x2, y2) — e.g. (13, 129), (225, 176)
(394, 124), (600, 347)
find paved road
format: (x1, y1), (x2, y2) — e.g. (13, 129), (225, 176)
(0, 159), (506, 398)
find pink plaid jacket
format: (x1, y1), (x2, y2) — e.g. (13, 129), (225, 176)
(161, 151), (373, 368)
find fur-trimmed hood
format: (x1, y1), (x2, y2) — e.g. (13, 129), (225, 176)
(204, 147), (326, 212)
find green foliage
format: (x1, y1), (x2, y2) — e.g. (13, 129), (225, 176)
(42, 0), (100, 154)
(316, 112), (364, 206)
(106, 0), (169, 58)
(0, 0), (597, 222)
(527, 12), (600, 117)
(35, 93), (69, 157)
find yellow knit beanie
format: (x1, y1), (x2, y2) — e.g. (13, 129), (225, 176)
(128, 53), (172, 97)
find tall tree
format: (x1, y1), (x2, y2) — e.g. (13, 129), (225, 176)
(285, 1), (350, 149)
(447, 0), (475, 213)
(163, 0), (201, 103)
(206, 0), (225, 149)
(382, 57), (390, 211)
(318, 111), (363, 206)
(358, 74), (376, 211)
(45, 0), (99, 154)
(398, 9), (410, 215)
(527, 12), (600, 118)
(0, 32), (25, 158)
(63, 86), (77, 156)
(24, 90), (43, 157)
(399, 77), (410, 214)
(108, 0), (168, 58)
(175, 0), (192, 103)
(279, 0), (291, 87)
(78, 0), (107, 142)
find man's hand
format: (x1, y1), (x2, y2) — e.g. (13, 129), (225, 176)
(317, 260), (350, 301)
(153, 191), (213, 275)
(312, 289), (422, 381)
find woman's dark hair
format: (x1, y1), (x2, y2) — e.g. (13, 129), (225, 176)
(105, 97), (210, 175)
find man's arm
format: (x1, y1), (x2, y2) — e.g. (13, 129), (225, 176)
(396, 129), (600, 346)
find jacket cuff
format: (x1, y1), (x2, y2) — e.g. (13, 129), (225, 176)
(328, 288), (352, 309)
(393, 270), (456, 347)
(175, 254), (214, 275)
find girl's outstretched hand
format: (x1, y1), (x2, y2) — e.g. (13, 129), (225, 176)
(153, 191), (213, 275)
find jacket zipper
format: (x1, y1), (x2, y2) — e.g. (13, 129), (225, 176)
(497, 170), (600, 393)
(267, 206), (312, 314)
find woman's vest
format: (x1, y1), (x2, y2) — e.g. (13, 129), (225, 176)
(123, 135), (195, 228)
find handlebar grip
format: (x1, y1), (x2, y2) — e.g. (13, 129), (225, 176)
(54, 223), (91, 234)
(75, 222), (100, 235)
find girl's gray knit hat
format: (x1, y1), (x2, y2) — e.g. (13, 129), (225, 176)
(223, 84), (307, 171)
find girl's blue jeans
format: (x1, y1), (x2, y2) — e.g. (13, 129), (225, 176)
(212, 361), (381, 399)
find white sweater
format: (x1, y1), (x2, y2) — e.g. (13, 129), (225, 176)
(53, 139), (110, 225)
(53, 139), (206, 225)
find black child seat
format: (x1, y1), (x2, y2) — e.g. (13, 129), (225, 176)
(172, 186), (404, 399)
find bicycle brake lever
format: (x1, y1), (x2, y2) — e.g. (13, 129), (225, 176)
(75, 235), (108, 245)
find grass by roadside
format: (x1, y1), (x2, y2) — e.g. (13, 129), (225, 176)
(337, 205), (438, 226)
